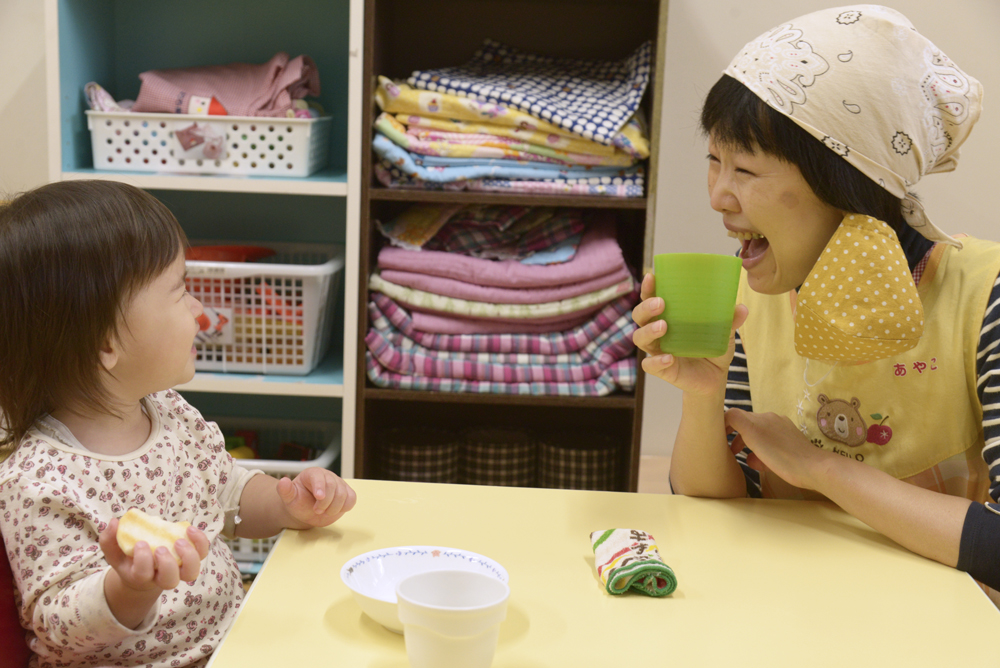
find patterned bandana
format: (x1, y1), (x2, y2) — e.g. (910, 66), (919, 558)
(724, 4), (983, 249)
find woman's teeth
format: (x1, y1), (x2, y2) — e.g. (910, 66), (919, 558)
(727, 230), (765, 241)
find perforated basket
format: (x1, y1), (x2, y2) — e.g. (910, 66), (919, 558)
(211, 416), (341, 566)
(186, 241), (344, 375)
(86, 110), (331, 176)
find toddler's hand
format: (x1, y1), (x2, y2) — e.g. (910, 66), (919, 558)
(277, 468), (357, 528)
(99, 518), (209, 593)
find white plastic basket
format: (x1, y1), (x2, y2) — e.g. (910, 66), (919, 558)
(211, 416), (341, 566)
(186, 241), (344, 375)
(86, 110), (332, 177)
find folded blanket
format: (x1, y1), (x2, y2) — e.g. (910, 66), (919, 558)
(423, 208), (584, 260)
(366, 305), (635, 383)
(378, 263), (630, 305)
(401, 126), (636, 168)
(375, 76), (649, 159)
(378, 113), (632, 167)
(413, 308), (607, 332)
(411, 309), (596, 335)
(132, 52), (320, 118)
(373, 133), (643, 183)
(369, 297), (637, 366)
(590, 529), (677, 597)
(366, 353), (636, 396)
(369, 272), (635, 321)
(377, 218), (627, 289)
(395, 114), (622, 158)
(369, 291), (639, 355)
(375, 161), (645, 198)
(408, 40), (652, 147)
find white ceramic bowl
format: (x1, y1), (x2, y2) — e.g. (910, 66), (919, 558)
(340, 546), (508, 633)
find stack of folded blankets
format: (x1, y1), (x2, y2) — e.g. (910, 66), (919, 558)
(365, 204), (639, 395)
(372, 40), (651, 198)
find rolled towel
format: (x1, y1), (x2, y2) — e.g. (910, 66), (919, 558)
(590, 529), (677, 596)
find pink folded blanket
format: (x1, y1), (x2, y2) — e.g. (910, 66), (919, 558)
(379, 264), (631, 305)
(410, 308), (599, 335)
(376, 215), (625, 289)
(132, 52), (320, 118)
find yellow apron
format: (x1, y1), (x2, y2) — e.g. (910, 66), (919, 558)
(737, 236), (1000, 502)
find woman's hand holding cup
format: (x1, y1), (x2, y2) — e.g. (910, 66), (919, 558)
(632, 258), (747, 397)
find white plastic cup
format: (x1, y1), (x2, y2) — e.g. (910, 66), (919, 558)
(396, 569), (510, 668)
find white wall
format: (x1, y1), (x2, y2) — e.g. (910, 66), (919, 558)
(0, 0), (48, 195)
(643, 0), (1000, 456)
(2, 1), (996, 456)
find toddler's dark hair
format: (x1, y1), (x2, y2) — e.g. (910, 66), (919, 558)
(0, 180), (187, 453)
(700, 74), (907, 232)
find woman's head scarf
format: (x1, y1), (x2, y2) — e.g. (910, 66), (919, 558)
(723, 4), (982, 249)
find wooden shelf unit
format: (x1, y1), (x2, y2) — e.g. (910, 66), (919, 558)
(354, 0), (665, 491)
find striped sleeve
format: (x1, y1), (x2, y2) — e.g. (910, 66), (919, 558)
(726, 330), (762, 497)
(976, 272), (1000, 509)
(956, 270), (1000, 588)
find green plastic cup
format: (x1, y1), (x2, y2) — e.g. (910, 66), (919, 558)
(653, 253), (742, 358)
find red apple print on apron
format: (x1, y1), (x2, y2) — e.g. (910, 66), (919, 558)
(867, 413), (893, 445)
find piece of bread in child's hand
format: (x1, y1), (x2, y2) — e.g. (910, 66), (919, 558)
(116, 508), (191, 565)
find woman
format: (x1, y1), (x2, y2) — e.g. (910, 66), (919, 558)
(631, 5), (1000, 594)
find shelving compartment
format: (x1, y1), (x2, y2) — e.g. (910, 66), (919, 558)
(53, 0), (351, 182)
(364, 398), (634, 491)
(355, 0), (664, 490)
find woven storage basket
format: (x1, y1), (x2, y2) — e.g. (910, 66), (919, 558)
(461, 427), (537, 487)
(379, 426), (461, 484)
(538, 431), (619, 491)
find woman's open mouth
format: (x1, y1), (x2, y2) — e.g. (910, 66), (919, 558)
(727, 229), (769, 266)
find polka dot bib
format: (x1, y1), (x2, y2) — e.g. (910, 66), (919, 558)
(795, 215), (923, 362)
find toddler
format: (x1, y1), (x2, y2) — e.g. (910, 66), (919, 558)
(0, 180), (356, 667)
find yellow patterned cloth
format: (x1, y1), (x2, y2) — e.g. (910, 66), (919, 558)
(590, 529), (676, 596)
(795, 215), (923, 363)
(395, 114), (622, 158)
(375, 76), (649, 160)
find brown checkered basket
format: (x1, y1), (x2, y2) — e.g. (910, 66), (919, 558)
(461, 427), (537, 487)
(538, 431), (620, 491)
(378, 426), (461, 484)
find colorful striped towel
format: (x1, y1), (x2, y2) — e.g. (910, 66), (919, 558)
(590, 529), (677, 597)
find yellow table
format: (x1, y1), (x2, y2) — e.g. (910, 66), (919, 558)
(208, 479), (1000, 667)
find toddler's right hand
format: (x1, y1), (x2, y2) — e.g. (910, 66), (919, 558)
(100, 517), (209, 592)
(631, 272), (748, 397)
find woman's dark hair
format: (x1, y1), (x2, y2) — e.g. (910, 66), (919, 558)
(0, 180), (187, 453)
(700, 75), (907, 232)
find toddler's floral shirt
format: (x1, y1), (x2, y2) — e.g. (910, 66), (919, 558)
(0, 390), (260, 668)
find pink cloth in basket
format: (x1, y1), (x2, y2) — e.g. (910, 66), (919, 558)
(376, 216), (625, 289)
(379, 264), (631, 305)
(132, 52), (320, 118)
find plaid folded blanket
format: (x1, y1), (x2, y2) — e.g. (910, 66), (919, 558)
(365, 300), (636, 383)
(408, 39), (652, 146)
(423, 208), (585, 260)
(368, 291), (638, 355)
(365, 352), (635, 396)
